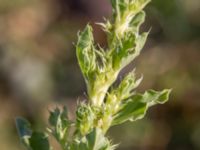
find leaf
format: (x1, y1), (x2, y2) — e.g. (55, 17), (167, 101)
(49, 107), (68, 127)
(112, 95), (147, 125)
(109, 70), (143, 101)
(129, 0), (151, 15)
(129, 11), (146, 32)
(29, 132), (51, 150)
(76, 103), (96, 135)
(48, 106), (70, 144)
(111, 0), (150, 38)
(86, 128), (110, 150)
(76, 24), (96, 77)
(143, 89), (172, 106)
(112, 89), (171, 125)
(16, 117), (32, 149)
(70, 128), (113, 150)
(117, 31), (148, 69)
(110, 0), (150, 70)
(112, 33), (136, 69)
(16, 117), (51, 150)
(135, 32), (149, 53)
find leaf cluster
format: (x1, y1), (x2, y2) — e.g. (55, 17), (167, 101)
(16, 0), (171, 150)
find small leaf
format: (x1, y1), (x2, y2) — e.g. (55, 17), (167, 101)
(49, 107), (69, 128)
(129, 0), (151, 15)
(87, 128), (110, 150)
(135, 32), (149, 54)
(117, 32), (148, 69)
(112, 95), (147, 125)
(16, 117), (51, 150)
(112, 33), (136, 69)
(76, 103), (96, 135)
(129, 11), (146, 32)
(29, 132), (51, 150)
(71, 128), (113, 150)
(112, 89), (171, 125)
(115, 70), (143, 100)
(16, 117), (32, 149)
(143, 89), (172, 106)
(76, 24), (96, 77)
(48, 106), (70, 148)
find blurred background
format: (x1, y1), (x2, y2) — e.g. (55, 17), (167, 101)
(0, 0), (200, 149)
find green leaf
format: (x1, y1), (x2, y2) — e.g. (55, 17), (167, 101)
(109, 70), (142, 101)
(112, 89), (171, 125)
(49, 107), (68, 127)
(109, 0), (150, 70)
(16, 117), (32, 149)
(129, 0), (151, 15)
(86, 128), (111, 150)
(143, 89), (172, 106)
(114, 32), (148, 69)
(16, 117), (51, 150)
(112, 95), (147, 125)
(73, 128), (115, 150)
(76, 24), (96, 77)
(70, 139), (87, 150)
(129, 11), (146, 32)
(117, 32), (148, 69)
(48, 106), (70, 147)
(29, 132), (51, 150)
(135, 32), (149, 53)
(76, 103), (96, 135)
(111, 0), (150, 38)
(112, 33), (136, 69)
